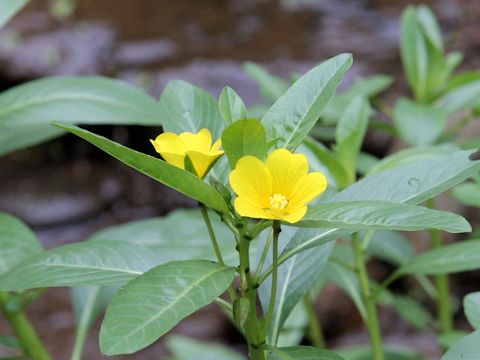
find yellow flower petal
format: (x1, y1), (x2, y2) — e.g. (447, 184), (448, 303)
(278, 206), (307, 224)
(287, 172), (328, 211)
(151, 133), (187, 154)
(186, 150), (224, 178)
(234, 197), (275, 220)
(266, 149), (309, 198)
(179, 128), (212, 152)
(229, 156), (272, 208)
(155, 151), (186, 169)
(211, 138), (222, 152)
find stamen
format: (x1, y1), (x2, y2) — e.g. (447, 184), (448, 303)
(269, 194), (288, 210)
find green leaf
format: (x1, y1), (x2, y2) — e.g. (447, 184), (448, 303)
(53, 123), (229, 213)
(0, 76), (159, 156)
(221, 119), (269, 168)
(276, 302), (308, 347)
(299, 200), (470, 233)
(70, 286), (118, 360)
(438, 330), (469, 349)
(398, 240), (480, 276)
(166, 335), (247, 360)
(0, 240), (159, 291)
(442, 330), (480, 360)
(0, 335), (20, 349)
(219, 86), (248, 125)
(338, 346), (423, 360)
(0, 0), (28, 27)
(89, 208), (238, 266)
(393, 98), (447, 146)
(438, 81), (480, 114)
(416, 5), (443, 51)
(0, 213), (43, 274)
(158, 80), (224, 140)
(335, 96), (370, 148)
(464, 292), (480, 329)
(400, 6), (428, 101)
(267, 345), (346, 360)
(366, 230), (415, 266)
(367, 144), (458, 176)
(282, 150), (480, 258)
(451, 183), (480, 207)
(243, 62), (289, 103)
(259, 227), (335, 344)
(379, 293), (433, 330)
(99, 260), (235, 355)
(262, 54), (352, 150)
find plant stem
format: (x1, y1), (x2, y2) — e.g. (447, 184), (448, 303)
(261, 221), (280, 340)
(255, 229), (273, 277)
(238, 222), (265, 360)
(303, 295), (325, 348)
(426, 198), (453, 334)
(431, 227), (453, 333)
(352, 234), (384, 360)
(200, 204), (236, 301)
(0, 292), (52, 360)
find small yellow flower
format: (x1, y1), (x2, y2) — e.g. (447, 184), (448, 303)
(150, 128), (224, 178)
(229, 149), (328, 223)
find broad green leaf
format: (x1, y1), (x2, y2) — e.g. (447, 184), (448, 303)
(0, 240), (159, 291)
(0, 76), (159, 156)
(70, 286), (118, 360)
(267, 345), (345, 360)
(53, 123), (229, 213)
(100, 260), (235, 355)
(276, 302), (308, 347)
(398, 240), (480, 276)
(158, 80), (224, 139)
(0, 335), (20, 349)
(259, 227), (335, 344)
(416, 5), (443, 51)
(366, 230), (415, 266)
(393, 98), (447, 146)
(367, 144), (458, 176)
(380, 293), (433, 330)
(281, 150), (480, 260)
(89, 208), (239, 266)
(299, 200), (470, 233)
(452, 182), (480, 207)
(438, 330), (469, 349)
(356, 152), (379, 176)
(464, 292), (480, 329)
(221, 119), (269, 168)
(438, 81), (480, 114)
(166, 335), (247, 360)
(0, 212), (43, 274)
(243, 62), (289, 103)
(219, 86), (248, 125)
(0, 0), (28, 27)
(262, 54), (352, 150)
(442, 330), (480, 360)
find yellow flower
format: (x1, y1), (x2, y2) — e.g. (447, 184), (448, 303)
(150, 128), (224, 178)
(229, 149), (327, 223)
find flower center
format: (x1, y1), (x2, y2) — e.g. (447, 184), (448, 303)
(269, 193), (288, 211)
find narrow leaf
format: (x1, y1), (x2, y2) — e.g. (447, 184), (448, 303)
(243, 62), (289, 103)
(267, 345), (346, 360)
(166, 335), (247, 360)
(262, 54), (352, 150)
(100, 260), (235, 355)
(0, 241), (159, 291)
(398, 240), (480, 276)
(299, 201), (470, 233)
(52, 123), (229, 213)
(219, 86), (248, 125)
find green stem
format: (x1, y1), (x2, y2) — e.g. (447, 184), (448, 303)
(0, 292), (52, 360)
(238, 222), (265, 360)
(70, 287), (99, 360)
(303, 295), (325, 348)
(255, 229), (273, 278)
(261, 221), (280, 339)
(200, 204), (236, 301)
(427, 199), (453, 334)
(352, 234), (384, 360)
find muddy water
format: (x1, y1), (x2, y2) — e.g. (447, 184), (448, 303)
(1, 0), (479, 359)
